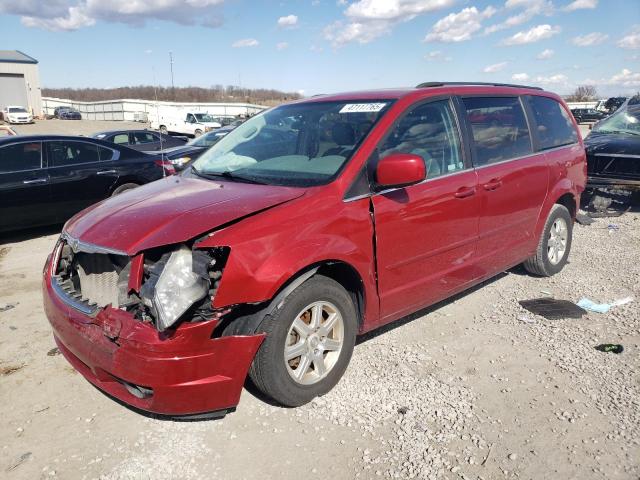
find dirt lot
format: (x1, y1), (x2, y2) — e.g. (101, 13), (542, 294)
(1, 121), (638, 480)
(4, 119), (151, 137)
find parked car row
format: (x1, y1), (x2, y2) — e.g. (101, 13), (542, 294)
(570, 108), (607, 124)
(0, 135), (174, 232)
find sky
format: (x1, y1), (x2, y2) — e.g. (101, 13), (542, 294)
(0, 0), (639, 98)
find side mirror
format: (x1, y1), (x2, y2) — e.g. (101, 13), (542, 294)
(375, 153), (426, 189)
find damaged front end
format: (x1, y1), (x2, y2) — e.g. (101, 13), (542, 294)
(44, 233), (264, 418)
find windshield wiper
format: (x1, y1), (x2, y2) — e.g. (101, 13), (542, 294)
(191, 166), (268, 184)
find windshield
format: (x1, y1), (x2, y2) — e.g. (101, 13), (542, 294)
(593, 106), (640, 136)
(188, 130), (229, 147)
(194, 113), (216, 123)
(9, 108), (27, 113)
(191, 100), (393, 187)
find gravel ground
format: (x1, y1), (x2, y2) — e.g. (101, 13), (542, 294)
(0, 207), (638, 479)
(3, 119), (154, 137)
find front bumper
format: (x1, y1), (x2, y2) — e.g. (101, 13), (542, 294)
(42, 253), (264, 417)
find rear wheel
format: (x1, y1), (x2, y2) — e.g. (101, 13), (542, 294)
(159, 125), (168, 135)
(249, 275), (357, 407)
(523, 204), (572, 277)
(194, 129), (203, 137)
(111, 183), (139, 196)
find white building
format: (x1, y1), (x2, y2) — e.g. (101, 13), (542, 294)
(0, 50), (42, 116)
(41, 97), (266, 122)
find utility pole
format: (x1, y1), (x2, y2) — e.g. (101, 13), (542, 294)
(169, 51), (175, 100)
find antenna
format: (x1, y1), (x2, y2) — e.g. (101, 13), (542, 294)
(169, 51), (175, 100)
(152, 66), (165, 178)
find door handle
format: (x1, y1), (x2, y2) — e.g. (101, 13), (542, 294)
(22, 178), (48, 184)
(96, 170), (117, 175)
(454, 186), (476, 198)
(482, 178), (503, 191)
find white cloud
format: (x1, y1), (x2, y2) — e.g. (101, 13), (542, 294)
(344, 0), (456, 21)
(536, 48), (554, 59)
(501, 24), (561, 45)
(484, 0), (553, 35)
(512, 73), (530, 81)
(563, 0), (598, 12)
(571, 32), (608, 46)
(1, 0), (225, 31)
(483, 61), (508, 73)
(424, 6), (497, 43)
(276, 42), (289, 50)
(607, 68), (640, 88)
(424, 50), (451, 61)
(324, 0), (455, 47)
(232, 38), (259, 48)
(277, 14), (298, 28)
(534, 73), (569, 85)
(617, 26), (640, 50)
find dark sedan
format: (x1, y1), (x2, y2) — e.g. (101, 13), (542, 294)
(571, 108), (606, 124)
(54, 107), (82, 120)
(585, 103), (640, 190)
(93, 129), (187, 152)
(160, 126), (235, 170)
(0, 135), (175, 232)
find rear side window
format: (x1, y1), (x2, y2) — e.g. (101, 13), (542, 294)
(462, 97), (532, 166)
(112, 134), (129, 145)
(132, 132), (156, 144)
(97, 146), (115, 161)
(0, 142), (42, 173)
(527, 96), (578, 150)
(379, 99), (464, 179)
(48, 141), (100, 167)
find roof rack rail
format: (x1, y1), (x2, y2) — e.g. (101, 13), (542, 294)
(416, 81), (543, 91)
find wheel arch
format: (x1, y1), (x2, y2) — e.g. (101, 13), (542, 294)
(217, 259), (367, 338)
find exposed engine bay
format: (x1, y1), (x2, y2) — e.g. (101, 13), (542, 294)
(54, 239), (230, 331)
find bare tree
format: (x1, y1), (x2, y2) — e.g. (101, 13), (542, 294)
(565, 85), (598, 102)
(42, 85), (303, 105)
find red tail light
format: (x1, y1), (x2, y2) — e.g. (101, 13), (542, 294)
(154, 160), (176, 175)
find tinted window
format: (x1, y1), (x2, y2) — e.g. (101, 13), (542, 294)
(462, 97), (532, 165)
(97, 146), (115, 161)
(112, 134), (129, 145)
(0, 142), (42, 173)
(527, 96), (578, 150)
(48, 141), (100, 167)
(132, 132), (156, 144)
(379, 99), (464, 179)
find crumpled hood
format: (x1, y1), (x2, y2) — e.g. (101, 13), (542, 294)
(64, 176), (305, 255)
(585, 132), (640, 156)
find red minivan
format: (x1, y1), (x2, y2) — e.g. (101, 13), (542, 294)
(43, 83), (586, 418)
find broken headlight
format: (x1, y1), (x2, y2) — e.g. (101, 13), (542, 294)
(153, 246), (209, 331)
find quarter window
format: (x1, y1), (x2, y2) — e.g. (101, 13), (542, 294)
(0, 142), (42, 173)
(48, 141), (100, 167)
(97, 146), (115, 161)
(462, 97), (532, 166)
(379, 99), (464, 179)
(527, 96), (578, 150)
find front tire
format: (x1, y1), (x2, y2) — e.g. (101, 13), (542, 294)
(523, 204), (573, 277)
(159, 125), (168, 135)
(250, 275), (357, 407)
(194, 129), (203, 137)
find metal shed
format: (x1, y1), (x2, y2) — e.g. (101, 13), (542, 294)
(0, 50), (43, 116)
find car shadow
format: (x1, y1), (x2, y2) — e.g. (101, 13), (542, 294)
(243, 271), (507, 408)
(0, 224), (63, 245)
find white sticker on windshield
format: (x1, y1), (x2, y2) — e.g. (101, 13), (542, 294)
(339, 103), (387, 114)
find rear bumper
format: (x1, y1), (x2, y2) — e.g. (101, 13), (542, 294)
(42, 255), (264, 417)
